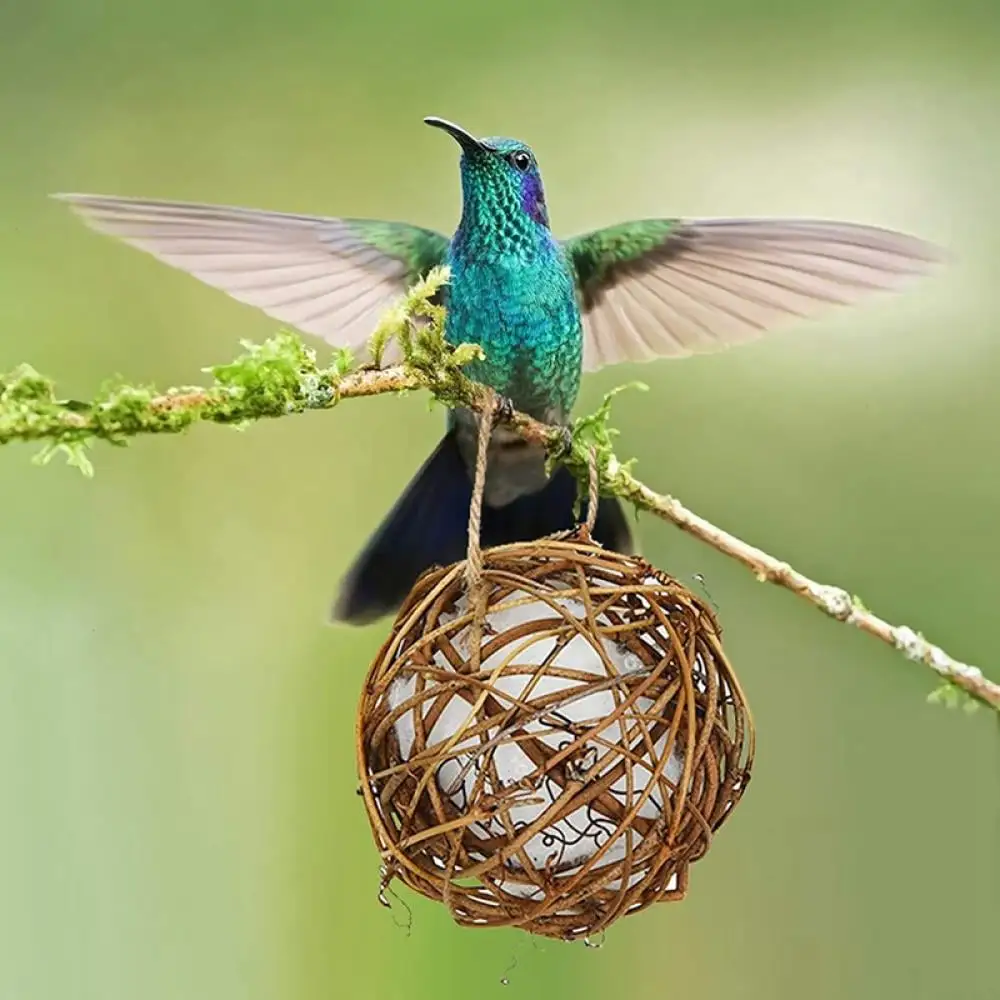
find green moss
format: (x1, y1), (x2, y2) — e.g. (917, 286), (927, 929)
(1, 364), (58, 404)
(32, 440), (95, 477)
(927, 681), (981, 713)
(208, 331), (328, 417)
(89, 382), (171, 440)
(554, 381), (648, 517)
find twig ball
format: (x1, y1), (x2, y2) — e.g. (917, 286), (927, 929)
(356, 529), (755, 940)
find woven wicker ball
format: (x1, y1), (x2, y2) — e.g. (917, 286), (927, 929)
(356, 529), (754, 941)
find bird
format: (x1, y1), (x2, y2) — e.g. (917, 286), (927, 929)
(54, 115), (944, 625)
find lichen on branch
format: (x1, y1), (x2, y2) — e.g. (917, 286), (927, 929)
(1, 265), (998, 714)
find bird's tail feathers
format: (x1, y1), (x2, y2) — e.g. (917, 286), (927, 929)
(332, 429), (634, 625)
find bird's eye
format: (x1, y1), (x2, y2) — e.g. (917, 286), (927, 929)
(509, 150), (532, 172)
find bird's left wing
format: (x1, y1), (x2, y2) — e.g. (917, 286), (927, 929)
(563, 218), (945, 372)
(56, 194), (450, 355)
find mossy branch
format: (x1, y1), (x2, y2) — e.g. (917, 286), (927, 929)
(2, 266), (997, 714)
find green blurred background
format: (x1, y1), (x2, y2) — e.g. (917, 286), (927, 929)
(1, 1), (997, 997)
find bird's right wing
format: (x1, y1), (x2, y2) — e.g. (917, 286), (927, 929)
(56, 194), (450, 354)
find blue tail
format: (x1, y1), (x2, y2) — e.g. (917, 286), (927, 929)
(331, 428), (634, 625)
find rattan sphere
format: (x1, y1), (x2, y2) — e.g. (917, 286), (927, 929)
(356, 529), (754, 940)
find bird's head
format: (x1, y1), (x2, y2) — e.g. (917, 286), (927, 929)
(424, 116), (550, 236)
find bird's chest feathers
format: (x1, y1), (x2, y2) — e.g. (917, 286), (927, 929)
(445, 250), (582, 416)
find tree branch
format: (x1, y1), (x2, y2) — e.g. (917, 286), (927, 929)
(2, 268), (996, 713)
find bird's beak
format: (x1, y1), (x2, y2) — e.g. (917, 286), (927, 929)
(423, 116), (487, 155)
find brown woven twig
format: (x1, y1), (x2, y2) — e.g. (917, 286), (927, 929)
(356, 533), (755, 940)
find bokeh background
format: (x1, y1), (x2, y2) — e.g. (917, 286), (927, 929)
(1, 1), (998, 998)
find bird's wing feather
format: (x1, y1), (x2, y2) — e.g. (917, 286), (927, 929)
(55, 194), (450, 357)
(563, 218), (945, 372)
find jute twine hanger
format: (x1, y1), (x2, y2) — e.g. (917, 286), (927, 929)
(462, 388), (598, 672)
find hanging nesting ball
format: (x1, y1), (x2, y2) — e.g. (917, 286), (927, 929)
(356, 528), (755, 941)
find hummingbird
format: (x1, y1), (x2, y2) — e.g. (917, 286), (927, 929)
(55, 116), (943, 625)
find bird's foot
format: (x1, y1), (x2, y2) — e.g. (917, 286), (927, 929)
(492, 394), (517, 425)
(556, 425), (574, 457)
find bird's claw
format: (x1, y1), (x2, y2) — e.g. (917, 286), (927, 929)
(557, 426), (574, 457)
(493, 394), (517, 424)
